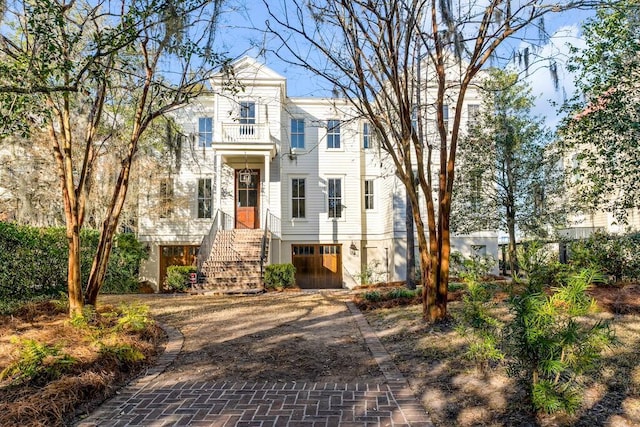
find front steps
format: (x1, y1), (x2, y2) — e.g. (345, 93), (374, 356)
(197, 229), (268, 293)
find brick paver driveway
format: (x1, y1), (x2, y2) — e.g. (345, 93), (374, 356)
(76, 291), (432, 426)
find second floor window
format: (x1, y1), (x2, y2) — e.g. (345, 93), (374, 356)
(364, 179), (374, 210)
(291, 178), (305, 218)
(198, 117), (212, 147)
(328, 178), (342, 218)
(327, 120), (340, 149)
(197, 178), (213, 219)
(468, 104), (480, 126)
(159, 178), (174, 218)
(239, 101), (256, 135)
(363, 122), (371, 149)
(291, 119), (305, 149)
(442, 104), (449, 129)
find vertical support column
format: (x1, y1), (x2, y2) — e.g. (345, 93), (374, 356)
(264, 153), (270, 225)
(215, 152), (222, 213)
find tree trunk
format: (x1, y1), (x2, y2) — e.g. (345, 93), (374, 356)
(406, 193), (416, 290)
(507, 215), (518, 278)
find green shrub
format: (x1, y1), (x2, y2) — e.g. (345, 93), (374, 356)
(115, 303), (152, 332)
(363, 290), (382, 302)
(454, 256), (504, 372)
(0, 222), (147, 304)
(504, 268), (616, 414)
(569, 231), (640, 282)
(164, 266), (196, 293)
(387, 287), (418, 299)
(0, 338), (76, 386)
(264, 263), (296, 290)
(354, 260), (385, 285)
(99, 343), (145, 365)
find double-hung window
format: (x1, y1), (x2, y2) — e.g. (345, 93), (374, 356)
(159, 178), (174, 218)
(198, 117), (212, 147)
(442, 104), (449, 129)
(197, 178), (213, 219)
(328, 178), (342, 218)
(364, 179), (374, 210)
(291, 119), (305, 149)
(363, 122), (371, 149)
(327, 120), (341, 149)
(291, 178), (305, 218)
(239, 101), (256, 135)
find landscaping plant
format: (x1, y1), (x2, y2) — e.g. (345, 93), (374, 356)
(264, 263), (296, 290)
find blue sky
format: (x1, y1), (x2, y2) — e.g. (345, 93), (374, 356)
(214, 2), (597, 130)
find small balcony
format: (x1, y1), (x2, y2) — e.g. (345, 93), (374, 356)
(221, 123), (270, 143)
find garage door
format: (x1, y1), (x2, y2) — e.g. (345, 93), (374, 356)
(159, 245), (198, 290)
(291, 244), (342, 289)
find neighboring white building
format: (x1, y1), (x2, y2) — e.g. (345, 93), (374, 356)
(137, 56), (498, 291)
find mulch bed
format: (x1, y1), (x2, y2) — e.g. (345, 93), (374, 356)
(0, 301), (164, 427)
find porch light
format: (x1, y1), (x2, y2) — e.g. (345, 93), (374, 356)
(350, 242), (358, 255)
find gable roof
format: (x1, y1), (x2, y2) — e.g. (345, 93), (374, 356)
(211, 56), (286, 87)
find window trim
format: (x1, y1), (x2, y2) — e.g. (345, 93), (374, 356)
(326, 119), (341, 150)
(364, 179), (375, 211)
(327, 177), (343, 219)
(197, 178), (213, 219)
(291, 118), (305, 150)
(363, 121), (371, 149)
(291, 177), (306, 219)
(198, 117), (213, 148)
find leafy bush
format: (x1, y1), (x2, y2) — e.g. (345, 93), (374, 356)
(264, 263), (296, 290)
(569, 231), (640, 282)
(115, 303), (152, 332)
(363, 290), (382, 302)
(504, 268), (616, 414)
(451, 251), (497, 280)
(98, 343), (145, 365)
(354, 260), (385, 285)
(455, 257), (504, 372)
(164, 266), (196, 292)
(454, 251), (616, 414)
(362, 287), (419, 303)
(0, 338), (76, 386)
(0, 223), (147, 304)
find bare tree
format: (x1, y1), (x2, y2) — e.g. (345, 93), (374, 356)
(262, 0), (601, 322)
(0, 0), (229, 316)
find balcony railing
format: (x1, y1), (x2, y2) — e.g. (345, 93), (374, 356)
(221, 123), (269, 143)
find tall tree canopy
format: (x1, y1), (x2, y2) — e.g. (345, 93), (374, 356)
(560, 0), (640, 222)
(263, 0), (603, 322)
(453, 69), (563, 275)
(0, 0), (229, 316)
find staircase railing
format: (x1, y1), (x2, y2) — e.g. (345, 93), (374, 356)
(260, 209), (280, 277)
(197, 209), (234, 282)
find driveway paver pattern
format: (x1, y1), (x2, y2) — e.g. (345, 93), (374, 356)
(76, 292), (433, 427)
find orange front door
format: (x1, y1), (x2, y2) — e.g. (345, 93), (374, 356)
(235, 169), (260, 229)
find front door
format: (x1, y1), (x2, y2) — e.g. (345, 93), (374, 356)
(235, 169), (260, 229)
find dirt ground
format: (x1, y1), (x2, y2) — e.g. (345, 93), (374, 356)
(363, 283), (640, 427)
(102, 291), (386, 384)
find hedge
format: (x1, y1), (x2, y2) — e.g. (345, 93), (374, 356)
(0, 222), (148, 304)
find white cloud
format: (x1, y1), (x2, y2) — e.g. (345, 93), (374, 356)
(520, 25), (587, 129)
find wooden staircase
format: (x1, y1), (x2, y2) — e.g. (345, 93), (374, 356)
(197, 229), (268, 293)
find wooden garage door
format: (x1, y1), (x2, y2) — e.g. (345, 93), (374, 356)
(159, 245), (198, 290)
(292, 244), (342, 289)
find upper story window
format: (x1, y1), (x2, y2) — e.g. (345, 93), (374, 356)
(198, 117), (212, 147)
(442, 104), (449, 129)
(291, 178), (306, 218)
(364, 179), (374, 210)
(159, 178), (174, 218)
(468, 104), (480, 126)
(328, 178), (342, 218)
(291, 119), (305, 149)
(363, 122), (371, 149)
(239, 101), (256, 135)
(327, 119), (341, 149)
(197, 178), (213, 219)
